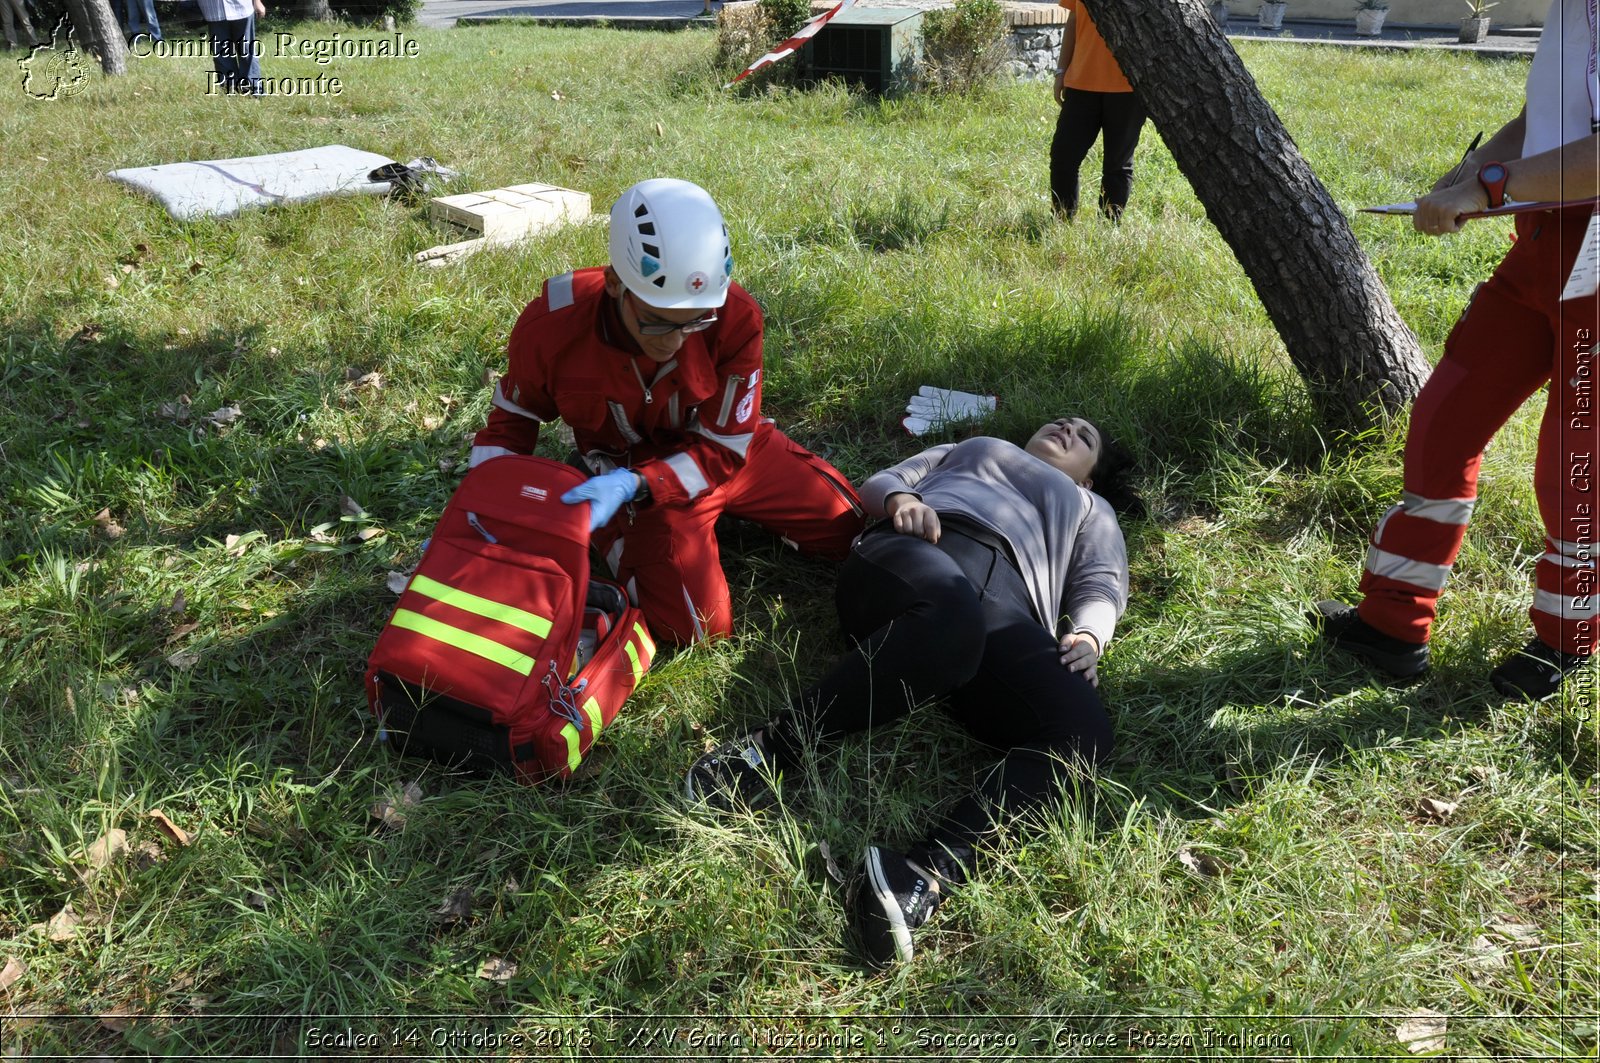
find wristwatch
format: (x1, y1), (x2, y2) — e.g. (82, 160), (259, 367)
(1477, 161), (1508, 209)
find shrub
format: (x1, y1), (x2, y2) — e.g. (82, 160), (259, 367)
(917, 0), (1007, 95)
(714, 0), (811, 86)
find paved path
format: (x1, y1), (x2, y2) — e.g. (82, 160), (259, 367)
(418, 0), (1540, 59)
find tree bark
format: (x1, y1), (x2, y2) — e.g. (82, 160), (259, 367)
(64, 0), (127, 75)
(1087, 0), (1431, 432)
(297, 0), (333, 21)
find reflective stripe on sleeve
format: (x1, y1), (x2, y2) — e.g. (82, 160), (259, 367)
(665, 452), (711, 499)
(492, 381), (543, 422)
(408, 575), (553, 638)
(469, 445), (516, 468)
(389, 610), (535, 675)
(1364, 546), (1452, 591)
(689, 422), (755, 458)
(547, 271), (575, 310)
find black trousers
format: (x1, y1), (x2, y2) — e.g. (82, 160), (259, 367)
(766, 525), (1114, 878)
(1049, 87), (1148, 218)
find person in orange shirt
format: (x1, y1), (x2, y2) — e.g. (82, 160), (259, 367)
(1050, 0), (1147, 220)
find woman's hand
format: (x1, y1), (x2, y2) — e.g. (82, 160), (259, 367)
(1414, 177), (1489, 236)
(885, 493), (941, 543)
(1058, 631), (1100, 686)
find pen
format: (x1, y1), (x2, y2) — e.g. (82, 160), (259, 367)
(1444, 131), (1484, 187)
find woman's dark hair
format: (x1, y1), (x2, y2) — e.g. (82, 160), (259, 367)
(1086, 428), (1141, 516)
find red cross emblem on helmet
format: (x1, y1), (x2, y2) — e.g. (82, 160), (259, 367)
(687, 271), (709, 294)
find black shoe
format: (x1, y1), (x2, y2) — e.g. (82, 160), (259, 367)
(1309, 600), (1430, 678)
(856, 846), (942, 967)
(1489, 637), (1591, 700)
(683, 731), (776, 812)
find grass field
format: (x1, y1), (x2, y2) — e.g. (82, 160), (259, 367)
(0, 19), (1596, 1059)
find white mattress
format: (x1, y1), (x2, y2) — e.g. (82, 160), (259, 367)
(107, 144), (397, 221)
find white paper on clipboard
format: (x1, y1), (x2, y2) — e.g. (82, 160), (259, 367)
(1561, 211), (1600, 301)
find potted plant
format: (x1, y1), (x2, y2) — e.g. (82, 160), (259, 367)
(1354, 0), (1388, 35)
(1211, 0), (1229, 27)
(1459, 0), (1495, 42)
(1258, 0), (1286, 29)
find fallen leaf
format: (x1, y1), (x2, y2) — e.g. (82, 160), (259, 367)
(1395, 1009), (1447, 1054)
(104, 274), (120, 289)
(817, 840), (845, 884)
(401, 781), (423, 806)
(1417, 797), (1458, 822)
(46, 903), (82, 942)
(1487, 920), (1541, 946)
(202, 406), (242, 429)
(480, 367), (497, 387)
(654, 120), (664, 137)
(132, 839), (164, 870)
(432, 888), (474, 924)
(340, 495), (366, 518)
(421, 415), (440, 430)
(71, 323), (104, 344)
(93, 507), (125, 539)
(0, 956), (24, 991)
(1466, 935), (1505, 970)
(224, 534), (244, 556)
(166, 621), (200, 644)
(245, 884), (276, 909)
(369, 799), (406, 829)
(309, 523), (340, 544)
(386, 571), (410, 595)
(1177, 846), (1226, 878)
(267, 346), (280, 356)
(550, 89), (564, 100)
(166, 650), (200, 670)
(119, 263), (135, 275)
(356, 527), (385, 542)
(147, 809), (193, 847)
(477, 957), (517, 982)
(439, 394), (459, 408)
(352, 371), (382, 391)
(84, 829), (128, 871)
(189, 259), (204, 274)
(438, 457), (458, 474)
(167, 589), (187, 615)
(157, 400), (192, 422)
(100, 1012), (134, 1033)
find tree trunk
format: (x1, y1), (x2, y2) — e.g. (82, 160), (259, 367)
(1088, 0), (1431, 432)
(64, 0), (126, 75)
(297, 0), (333, 21)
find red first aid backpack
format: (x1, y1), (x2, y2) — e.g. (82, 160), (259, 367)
(366, 455), (655, 783)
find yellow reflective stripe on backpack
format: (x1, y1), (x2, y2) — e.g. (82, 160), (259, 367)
(390, 609), (534, 676)
(624, 640), (642, 683)
(408, 574), (553, 639)
(559, 723), (581, 771)
(633, 621), (655, 658)
(559, 698), (604, 772)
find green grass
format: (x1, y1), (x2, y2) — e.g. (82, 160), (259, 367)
(1, 21), (1596, 1059)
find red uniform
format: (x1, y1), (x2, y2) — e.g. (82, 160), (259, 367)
(472, 267), (864, 644)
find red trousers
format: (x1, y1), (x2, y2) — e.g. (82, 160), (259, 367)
(1359, 209), (1599, 657)
(594, 423), (864, 645)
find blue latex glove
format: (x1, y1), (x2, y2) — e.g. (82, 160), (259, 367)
(561, 467), (640, 531)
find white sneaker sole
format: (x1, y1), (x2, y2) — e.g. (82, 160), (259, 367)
(864, 847), (914, 964)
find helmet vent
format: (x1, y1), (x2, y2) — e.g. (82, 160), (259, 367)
(651, 276), (666, 289)
(634, 204), (649, 218)
(641, 242), (660, 258)
(638, 222), (656, 236)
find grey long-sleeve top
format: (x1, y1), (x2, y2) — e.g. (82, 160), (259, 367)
(859, 437), (1129, 651)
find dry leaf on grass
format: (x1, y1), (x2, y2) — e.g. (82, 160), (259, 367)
(369, 799), (406, 829)
(351, 371), (383, 391)
(817, 840), (846, 885)
(167, 589), (187, 615)
(84, 829), (128, 871)
(1177, 846), (1226, 878)
(45, 904), (82, 942)
(385, 571), (410, 595)
(245, 884), (276, 909)
(1395, 1009), (1447, 1053)
(0, 956), (25, 991)
(147, 810), (193, 847)
(432, 889), (475, 925)
(202, 406), (242, 429)
(356, 527), (385, 542)
(477, 957), (517, 982)
(1466, 935), (1506, 970)
(166, 622), (200, 644)
(1416, 797), (1459, 822)
(132, 839), (164, 870)
(166, 649), (201, 671)
(93, 508), (125, 539)
(1487, 920), (1541, 946)
(340, 495), (367, 518)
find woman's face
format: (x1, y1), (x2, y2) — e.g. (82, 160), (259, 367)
(1024, 417), (1102, 486)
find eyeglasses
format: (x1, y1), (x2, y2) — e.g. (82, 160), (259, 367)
(624, 291), (718, 336)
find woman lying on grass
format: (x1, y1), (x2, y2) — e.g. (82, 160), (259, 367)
(685, 416), (1135, 967)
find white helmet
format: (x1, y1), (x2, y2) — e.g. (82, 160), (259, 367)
(608, 179), (733, 311)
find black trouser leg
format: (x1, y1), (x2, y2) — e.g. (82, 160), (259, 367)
(1096, 90), (1147, 218)
(765, 532), (989, 771)
(1048, 87), (1105, 217)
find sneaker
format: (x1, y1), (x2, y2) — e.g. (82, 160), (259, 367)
(856, 846), (942, 967)
(683, 731), (777, 812)
(1308, 600), (1430, 678)
(1490, 637), (1592, 700)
